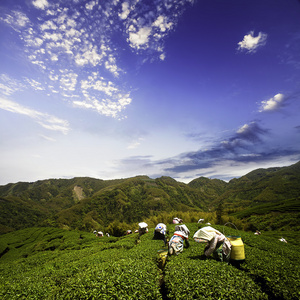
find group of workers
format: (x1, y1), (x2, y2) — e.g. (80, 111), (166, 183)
(138, 219), (232, 262)
(94, 219), (232, 262)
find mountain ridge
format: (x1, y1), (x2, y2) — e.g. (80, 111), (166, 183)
(1, 161), (299, 234)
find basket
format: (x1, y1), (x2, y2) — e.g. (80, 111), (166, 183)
(223, 223), (245, 262)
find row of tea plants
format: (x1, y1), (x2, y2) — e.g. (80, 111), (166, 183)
(165, 224), (300, 299)
(0, 224), (299, 299)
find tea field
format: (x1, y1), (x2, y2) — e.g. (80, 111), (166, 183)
(0, 224), (299, 299)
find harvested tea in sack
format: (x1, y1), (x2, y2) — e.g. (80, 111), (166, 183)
(223, 222), (245, 263)
(227, 235), (245, 262)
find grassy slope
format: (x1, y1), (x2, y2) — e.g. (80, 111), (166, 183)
(0, 224), (299, 299)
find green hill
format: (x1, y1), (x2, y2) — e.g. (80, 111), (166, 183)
(1, 161), (300, 234)
(217, 161), (300, 231)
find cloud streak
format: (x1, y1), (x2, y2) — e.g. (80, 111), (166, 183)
(0, 97), (70, 134)
(120, 121), (299, 180)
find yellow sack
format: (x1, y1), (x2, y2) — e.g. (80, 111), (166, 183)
(157, 249), (168, 269)
(227, 236), (245, 261)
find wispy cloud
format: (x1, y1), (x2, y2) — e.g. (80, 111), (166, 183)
(0, 74), (26, 96)
(0, 97), (70, 134)
(283, 33), (300, 69)
(39, 134), (56, 142)
(116, 120), (288, 181)
(237, 31), (267, 53)
(127, 137), (144, 149)
(0, 10), (30, 31)
(160, 122), (278, 174)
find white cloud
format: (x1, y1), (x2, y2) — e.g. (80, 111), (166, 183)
(72, 100), (94, 109)
(32, 0), (49, 10)
(153, 15), (173, 33)
(59, 72), (78, 92)
(1, 11), (30, 31)
(127, 137), (144, 149)
(159, 53), (166, 61)
(119, 2), (131, 20)
(43, 32), (62, 42)
(104, 55), (120, 77)
(39, 134), (56, 142)
(73, 94), (132, 119)
(15, 11), (30, 27)
(259, 93), (285, 112)
(40, 20), (57, 31)
(0, 74), (26, 96)
(237, 31), (267, 53)
(128, 27), (152, 49)
(236, 124), (249, 134)
(0, 97), (70, 134)
(75, 46), (104, 66)
(1, 0), (193, 119)
(26, 37), (44, 47)
(86, 1), (96, 10)
(50, 54), (58, 61)
(81, 74), (117, 97)
(26, 78), (45, 91)
(123, 0), (193, 56)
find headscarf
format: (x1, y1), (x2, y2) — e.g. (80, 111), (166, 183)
(193, 226), (221, 241)
(155, 223), (167, 235)
(174, 224), (190, 239)
(138, 222), (148, 229)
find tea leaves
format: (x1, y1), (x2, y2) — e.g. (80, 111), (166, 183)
(0, 224), (299, 299)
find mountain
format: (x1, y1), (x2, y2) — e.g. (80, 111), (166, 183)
(0, 175), (211, 234)
(215, 161), (300, 231)
(219, 161), (300, 210)
(0, 161), (300, 234)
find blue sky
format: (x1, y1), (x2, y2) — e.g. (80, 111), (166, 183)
(0, 0), (300, 185)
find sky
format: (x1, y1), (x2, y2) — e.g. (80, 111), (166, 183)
(0, 0), (300, 185)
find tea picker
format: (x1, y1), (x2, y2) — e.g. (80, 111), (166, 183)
(138, 222), (148, 238)
(172, 217), (183, 224)
(168, 224), (190, 255)
(153, 223), (167, 246)
(193, 226), (231, 262)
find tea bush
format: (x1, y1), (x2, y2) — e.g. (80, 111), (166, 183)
(164, 224), (267, 300)
(0, 224), (300, 299)
(242, 232), (300, 299)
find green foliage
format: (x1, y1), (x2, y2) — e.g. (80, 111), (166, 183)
(165, 223), (300, 300)
(241, 231), (300, 299)
(0, 227), (162, 299)
(0, 224), (300, 299)
(233, 198), (300, 218)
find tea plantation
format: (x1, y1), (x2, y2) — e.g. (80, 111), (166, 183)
(0, 224), (299, 299)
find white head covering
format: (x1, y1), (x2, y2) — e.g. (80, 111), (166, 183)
(138, 222), (148, 229)
(193, 226), (221, 241)
(155, 223), (167, 235)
